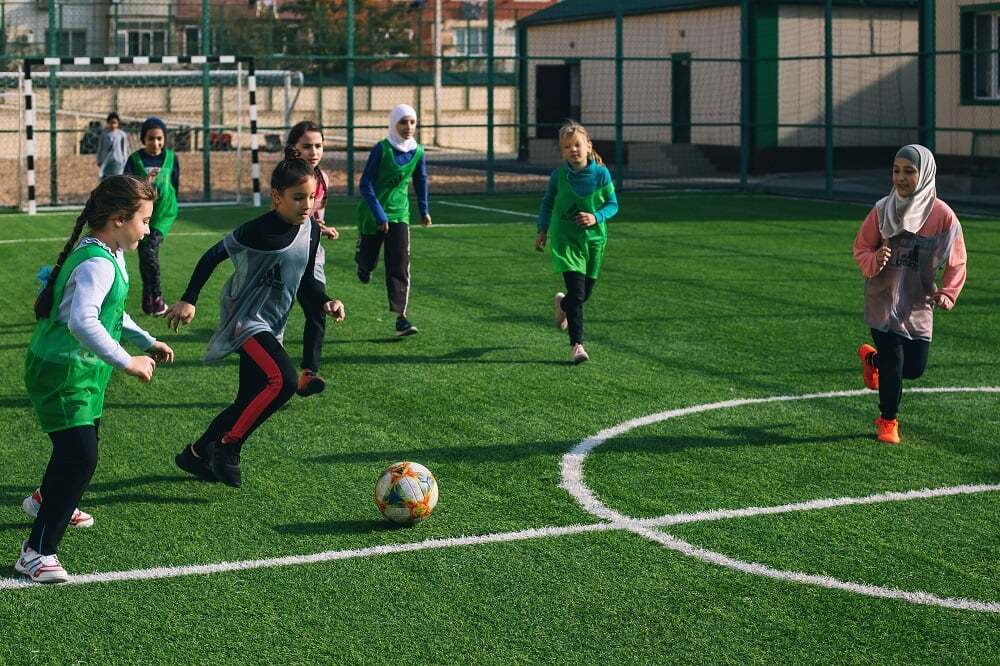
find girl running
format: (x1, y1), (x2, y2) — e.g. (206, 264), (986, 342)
(18, 175), (174, 583)
(853, 144), (967, 444)
(166, 156), (345, 488)
(535, 121), (618, 364)
(285, 121), (338, 397)
(356, 103), (431, 336)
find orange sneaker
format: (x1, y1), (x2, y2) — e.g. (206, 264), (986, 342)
(296, 370), (325, 397)
(874, 417), (900, 444)
(857, 343), (879, 390)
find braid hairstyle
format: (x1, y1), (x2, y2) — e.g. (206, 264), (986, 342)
(285, 120), (325, 185)
(558, 120), (604, 166)
(271, 154), (317, 194)
(34, 175), (156, 320)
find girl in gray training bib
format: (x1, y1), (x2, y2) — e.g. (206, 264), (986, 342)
(165, 157), (346, 487)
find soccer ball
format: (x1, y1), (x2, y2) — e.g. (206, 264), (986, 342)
(374, 461), (439, 524)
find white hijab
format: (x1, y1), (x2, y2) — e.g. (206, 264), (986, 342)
(388, 104), (418, 153)
(875, 144), (937, 239)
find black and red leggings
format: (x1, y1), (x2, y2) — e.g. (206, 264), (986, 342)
(194, 332), (297, 451)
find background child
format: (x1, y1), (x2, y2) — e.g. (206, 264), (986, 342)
(853, 144), (967, 444)
(165, 157), (345, 488)
(535, 121), (618, 364)
(124, 117), (180, 317)
(96, 112), (128, 180)
(356, 103), (431, 336)
(285, 121), (338, 396)
(18, 175), (173, 583)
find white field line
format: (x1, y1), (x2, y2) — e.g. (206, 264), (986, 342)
(2, 481), (997, 593)
(561, 386), (1000, 614)
(437, 200), (536, 218)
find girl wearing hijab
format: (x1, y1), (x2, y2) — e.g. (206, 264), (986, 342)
(852, 144), (967, 444)
(355, 104), (431, 336)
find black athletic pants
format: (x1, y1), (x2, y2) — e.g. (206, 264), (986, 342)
(561, 271), (596, 346)
(138, 228), (164, 298)
(870, 328), (930, 421)
(29, 422), (100, 555)
(193, 332), (297, 454)
(355, 223), (411, 316)
(298, 291), (326, 373)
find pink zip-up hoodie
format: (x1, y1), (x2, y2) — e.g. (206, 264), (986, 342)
(853, 198), (967, 341)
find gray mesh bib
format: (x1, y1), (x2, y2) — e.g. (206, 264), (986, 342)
(204, 221), (312, 361)
(864, 224), (959, 341)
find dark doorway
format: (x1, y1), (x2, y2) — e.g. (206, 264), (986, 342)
(671, 53), (692, 144)
(536, 63), (580, 138)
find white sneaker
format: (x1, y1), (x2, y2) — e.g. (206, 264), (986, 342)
(554, 292), (568, 331)
(571, 343), (590, 364)
(14, 541), (70, 584)
(22, 489), (94, 528)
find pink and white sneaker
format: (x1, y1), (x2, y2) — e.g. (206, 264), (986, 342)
(21, 489), (94, 528)
(14, 541), (69, 584)
(554, 292), (568, 331)
(571, 343), (590, 364)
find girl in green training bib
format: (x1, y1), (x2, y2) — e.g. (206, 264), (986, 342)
(535, 121), (619, 364)
(17, 176), (174, 583)
(124, 116), (180, 317)
(355, 103), (431, 337)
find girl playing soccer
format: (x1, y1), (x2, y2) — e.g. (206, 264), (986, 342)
(124, 117), (180, 317)
(853, 144), (967, 444)
(356, 103), (431, 336)
(166, 157), (345, 488)
(18, 175), (174, 583)
(285, 121), (338, 397)
(535, 121), (619, 364)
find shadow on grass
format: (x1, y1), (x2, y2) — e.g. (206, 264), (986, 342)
(274, 519), (398, 536)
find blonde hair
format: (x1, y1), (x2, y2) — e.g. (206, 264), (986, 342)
(558, 120), (604, 166)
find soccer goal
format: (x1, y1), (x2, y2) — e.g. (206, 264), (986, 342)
(20, 55), (264, 214)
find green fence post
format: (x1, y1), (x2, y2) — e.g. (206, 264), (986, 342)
(346, 0), (355, 197)
(614, 0), (624, 192)
(516, 23), (527, 160)
(919, 0), (935, 151)
(202, 0), (211, 201)
(824, 0), (833, 197)
(486, 0), (495, 195)
(416, 9), (423, 145)
(48, 0), (57, 205)
(740, 0), (750, 188)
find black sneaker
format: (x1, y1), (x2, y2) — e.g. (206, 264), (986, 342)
(211, 442), (242, 488)
(395, 318), (418, 337)
(175, 443), (217, 482)
(357, 268), (371, 284)
(296, 370), (326, 397)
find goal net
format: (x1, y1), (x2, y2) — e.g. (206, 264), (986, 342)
(19, 55), (263, 213)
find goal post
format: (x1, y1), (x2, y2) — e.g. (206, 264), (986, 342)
(22, 55), (262, 214)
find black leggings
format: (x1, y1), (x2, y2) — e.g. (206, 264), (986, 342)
(561, 271), (596, 345)
(871, 328), (930, 420)
(194, 332), (297, 452)
(137, 228), (164, 298)
(29, 422), (100, 555)
(298, 292), (326, 373)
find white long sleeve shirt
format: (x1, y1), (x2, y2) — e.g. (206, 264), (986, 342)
(57, 238), (156, 369)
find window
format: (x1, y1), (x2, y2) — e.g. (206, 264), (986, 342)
(454, 27), (487, 56)
(116, 23), (167, 57)
(974, 12), (1000, 99)
(45, 30), (86, 57)
(184, 26), (200, 56)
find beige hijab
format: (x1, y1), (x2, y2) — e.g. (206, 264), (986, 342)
(875, 144), (937, 239)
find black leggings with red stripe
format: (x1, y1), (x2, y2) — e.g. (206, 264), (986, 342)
(194, 332), (297, 451)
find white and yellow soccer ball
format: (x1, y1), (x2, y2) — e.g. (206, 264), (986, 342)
(374, 461), (439, 524)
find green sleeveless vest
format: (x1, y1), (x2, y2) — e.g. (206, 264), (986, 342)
(356, 139), (424, 235)
(548, 165), (614, 279)
(24, 242), (128, 432)
(130, 148), (178, 236)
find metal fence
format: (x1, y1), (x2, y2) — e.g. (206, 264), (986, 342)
(1, 0), (998, 210)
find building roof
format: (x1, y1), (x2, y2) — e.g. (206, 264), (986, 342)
(518, 0), (918, 28)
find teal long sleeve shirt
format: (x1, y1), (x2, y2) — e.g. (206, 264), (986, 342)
(537, 160), (619, 232)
